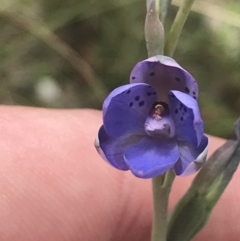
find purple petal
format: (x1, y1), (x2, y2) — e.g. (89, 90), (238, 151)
(174, 135), (209, 176)
(124, 136), (179, 178)
(130, 55), (198, 103)
(95, 125), (143, 170)
(103, 84), (136, 117)
(169, 90), (204, 147)
(103, 83), (157, 137)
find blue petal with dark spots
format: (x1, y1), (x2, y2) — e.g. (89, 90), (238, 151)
(103, 83), (157, 137)
(169, 90), (204, 147)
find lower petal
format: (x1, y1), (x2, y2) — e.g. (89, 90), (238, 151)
(95, 125), (142, 170)
(174, 135), (209, 176)
(124, 136), (179, 178)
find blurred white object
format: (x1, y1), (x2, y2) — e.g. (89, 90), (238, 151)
(35, 76), (62, 104)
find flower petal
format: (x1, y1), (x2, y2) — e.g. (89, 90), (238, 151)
(95, 125), (143, 170)
(124, 136), (179, 178)
(103, 83), (157, 137)
(174, 135), (209, 176)
(130, 55), (198, 103)
(169, 90), (204, 147)
(103, 84), (136, 116)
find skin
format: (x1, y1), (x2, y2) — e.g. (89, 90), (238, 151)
(0, 106), (239, 241)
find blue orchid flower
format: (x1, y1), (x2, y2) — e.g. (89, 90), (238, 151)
(95, 55), (208, 178)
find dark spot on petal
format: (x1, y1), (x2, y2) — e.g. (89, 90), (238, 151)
(175, 77), (180, 81)
(184, 107), (187, 112)
(181, 117), (183, 121)
(148, 86), (152, 88)
(147, 92), (152, 96)
(185, 87), (190, 93)
(152, 92), (156, 95)
(149, 72), (155, 76)
(129, 102), (133, 107)
(135, 96), (140, 101)
(127, 89), (131, 94)
(139, 101), (145, 107)
(175, 109), (178, 114)
(132, 76), (136, 80)
(193, 96), (196, 99)
(193, 91), (196, 95)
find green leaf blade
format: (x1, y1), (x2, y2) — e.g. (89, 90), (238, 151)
(167, 118), (240, 241)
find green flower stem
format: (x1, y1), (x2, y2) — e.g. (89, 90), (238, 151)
(158, 0), (173, 24)
(164, 0), (196, 57)
(151, 171), (175, 241)
(145, 0), (194, 240)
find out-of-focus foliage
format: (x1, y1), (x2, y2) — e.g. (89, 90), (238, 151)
(0, 0), (239, 137)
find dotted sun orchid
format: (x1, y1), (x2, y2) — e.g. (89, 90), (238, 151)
(95, 55), (208, 178)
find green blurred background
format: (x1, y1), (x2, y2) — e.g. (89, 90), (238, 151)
(0, 0), (239, 137)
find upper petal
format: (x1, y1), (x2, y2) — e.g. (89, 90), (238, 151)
(169, 90), (204, 147)
(130, 55), (198, 103)
(124, 136), (179, 178)
(95, 125), (143, 170)
(103, 84), (136, 117)
(103, 83), (157, 137)
(174, 135), (209, 176)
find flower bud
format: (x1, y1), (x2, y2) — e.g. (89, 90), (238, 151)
(145, 0), (164, 56)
